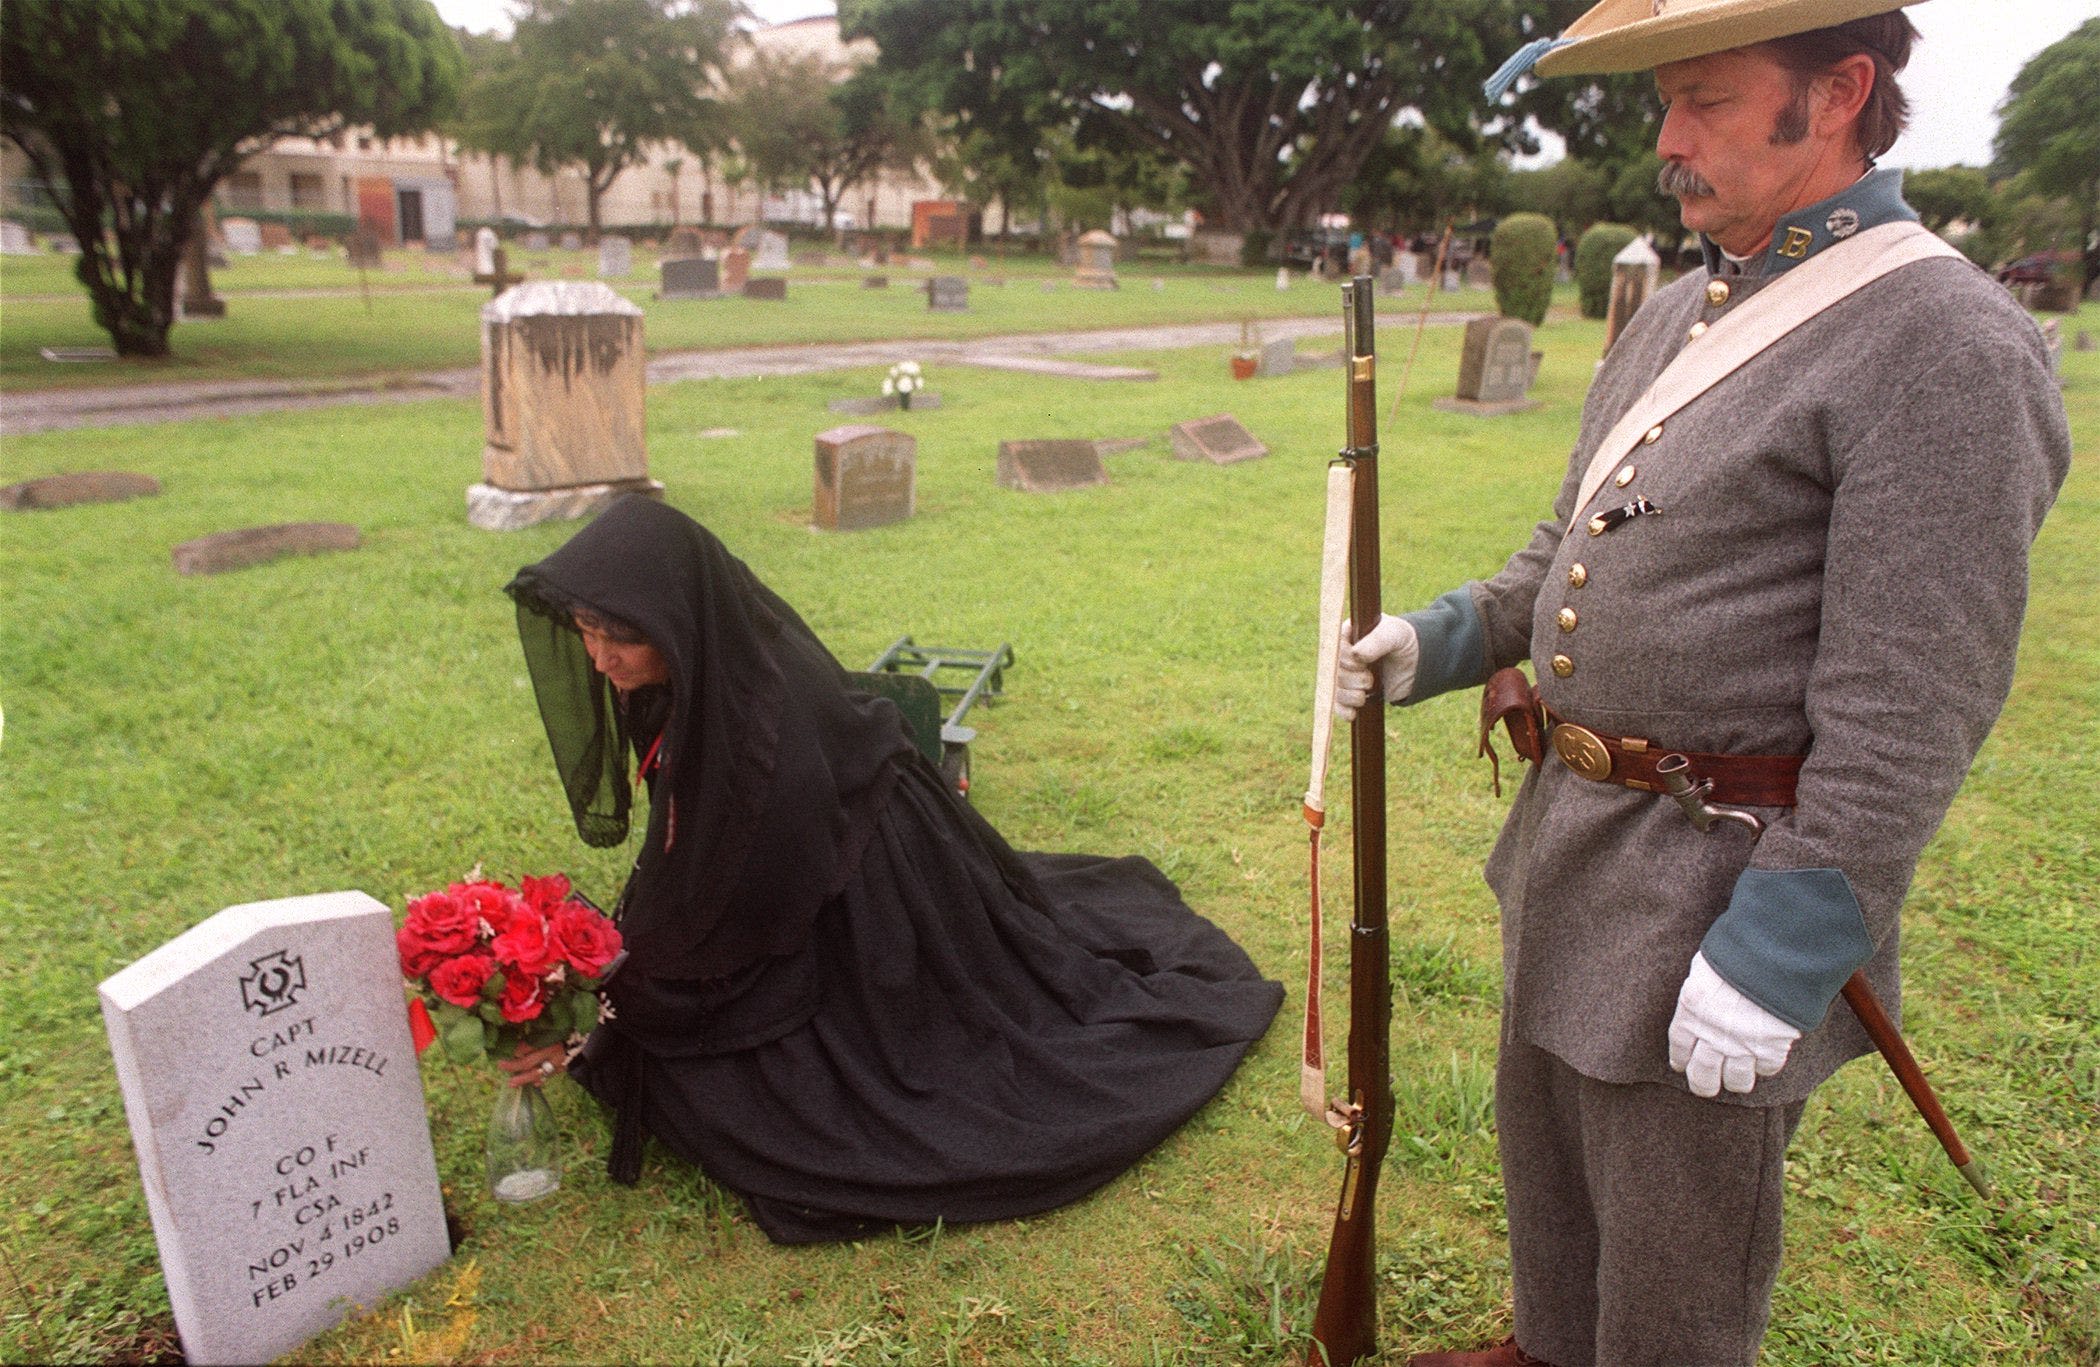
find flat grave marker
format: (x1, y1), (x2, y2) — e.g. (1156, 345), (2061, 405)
(99, 891), (451, 1366)
(2, 470), (162, 511)
(997, 439), (1109, 493)
(1169, 414), (1269, 465)
(172, 523), (361, 575)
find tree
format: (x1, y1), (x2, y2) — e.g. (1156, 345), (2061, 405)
(840, 0), (1562, 238)
(465, 0), (739, 239)
(0, 0), (460, 357)
(1903, 166), (1997, 234)
(1508, 157), (1609, 239)
(1992, 16), (2100, 290)
(727, 53), (928, 231)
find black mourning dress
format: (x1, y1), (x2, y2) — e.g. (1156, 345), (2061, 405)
(505, 498), (1281, 1244)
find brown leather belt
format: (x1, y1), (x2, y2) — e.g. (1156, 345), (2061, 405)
(1478, 666), (1802, 806)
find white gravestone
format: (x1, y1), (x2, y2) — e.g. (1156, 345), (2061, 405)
(597, 236), (632, 278)
(753, 229), (790, 271)
(474, 227), (498, 278)
(99, 892), (450, 1366)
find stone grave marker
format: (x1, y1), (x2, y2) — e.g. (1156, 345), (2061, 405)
(172, 523), (362, 575)
(657, 256), (718, 300)
(472, 227), (498, 278)
(1258, 336), (1296, 378)
(222, 218), (264, 254)
(1605, 235), (1661, 354)
(346, 225), (384, 270)
(597, 236), (632, 278)
(524, 231), (551, 252)
(719, 247), (751, 294)
(1074, 229), (1119, 289)
(559, 230), (583, 251)
(260, 222), (294, 251)
(2, 470), (163, 511)
(1378, 266), (1410, 295)
(2041, 319), (2062, 378)
(666, 226), (703, 256)
(1, 219), (34, 254)
(997, 439), (1109, 493)
(813, 424), (917, 531)
(927, 276), (969, 311)
(742, 277), (787, 301)
(1169, 414), (1269, 465)
(1435, 317), (1542, 417)
(473, 280), (661, 530)
(98, 891), (451, 1366)
(753, 229), (790, 271)
(863, 275), (889, 289)
(2076, 331), (2095, 353)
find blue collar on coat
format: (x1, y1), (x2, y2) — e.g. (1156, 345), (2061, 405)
(1700, 166), (1919, 279)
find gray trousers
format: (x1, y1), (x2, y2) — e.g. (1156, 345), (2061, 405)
(1499, 1036), (1805, 1367)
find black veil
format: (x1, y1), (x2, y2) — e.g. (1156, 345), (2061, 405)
(505, 496), (909, 980)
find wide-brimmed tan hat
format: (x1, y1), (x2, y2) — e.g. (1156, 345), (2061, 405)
(1536, 0), (1928, 76)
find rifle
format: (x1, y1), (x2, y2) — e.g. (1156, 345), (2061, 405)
(1307, 277), (1394, 1366)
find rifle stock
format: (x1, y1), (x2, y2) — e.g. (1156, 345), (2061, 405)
(1308, 278), (1394, 1367)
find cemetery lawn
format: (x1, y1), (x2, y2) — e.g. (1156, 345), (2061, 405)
(1, 305), (2093, 1365)
(0, 245), (1498, 394)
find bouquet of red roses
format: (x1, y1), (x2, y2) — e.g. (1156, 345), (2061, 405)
(397, 871), (623, 1065)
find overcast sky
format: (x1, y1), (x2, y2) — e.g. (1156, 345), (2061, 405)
(429, 0), (2100, 171)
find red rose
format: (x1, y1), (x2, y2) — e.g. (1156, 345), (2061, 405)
(451, 880), (521, 935)
(498, 971), (544, 1024)
(552, 903), (623, 978)
(402, 891), (481, 956)
(396, 921), (449, 979)
(428, 953), (498, 1008)
(519, 873), (573, 913)
(491, 909), (560, 978)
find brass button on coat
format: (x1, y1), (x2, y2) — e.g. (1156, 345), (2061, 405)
(1550, 653), (1575, 678)
(1557, 607), (1579, 632)
(1706, 279), (1732, 306)
(1643, 424), (1665, 444)
(1614, 465), (1637, 488)
(1568, 562), (1588, 588)
(1689, 321), (1709, 339)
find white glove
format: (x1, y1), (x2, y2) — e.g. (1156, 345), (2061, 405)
(1334, 615), (1419, 721)
(1668, 952), (1802, 1098)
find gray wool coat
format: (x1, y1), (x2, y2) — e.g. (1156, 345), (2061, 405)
(1402, 206), (2070, 1106)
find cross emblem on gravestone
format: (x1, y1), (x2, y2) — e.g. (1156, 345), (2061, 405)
(239, 949), (307, 1017)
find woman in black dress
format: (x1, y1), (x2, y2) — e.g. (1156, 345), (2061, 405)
(498, 497), (1280, 1244)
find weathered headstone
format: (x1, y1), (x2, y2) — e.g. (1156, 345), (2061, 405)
(259, 222), (294, 252)
(743, 277), (787, 301)
(753, 229), (790, 271)
(98, 891), (451, 1366)
(1169, 414), (1269, 465)
(1435, 317), (1542, 416)
(863, 275), (889, 289)
(597, 236), (632, 278)
(523, 230), (551, 252)
(222, 218), (264, 254)
(1074, 229), (1119, 289)
(1257, 336), (1296, 378)
(2075, 330), (2095, 353)
(559, 230), (583, 251)
(927, 276), (969, 312)
(1378, 266), (1410, 295)
(473, 281), (661, 530)
(172, 523), (362, 575)
(719, 247), (751, 294)
(997, 439), (1109, 492)
(2, 470), (163, 511)
(813, 424), (917, 531)
(472, 227), (499, 278)
(657, 256), (719, 300)
(346, 225), (385, 271)
(666, 226), (704, 256)
(0, 219), (34, 254)
(1605, 235), (1661, 354)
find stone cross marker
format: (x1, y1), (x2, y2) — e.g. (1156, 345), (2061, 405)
(1605, 235), (1661, 354)
(597, 236), (632, 278)
(813, 424), (917, 531)
(1170, 414), (1269, 465)
(927, 276), (969, 311)
(99, 891), (450, 1367)
(997, 439), (1109, 492)
(658, 257), (719, 299)
(1436, 317), (1542, 417)
(473, 281), (661, 530)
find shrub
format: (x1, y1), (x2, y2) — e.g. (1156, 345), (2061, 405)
(1491, 212), (1557, 325)
(1575, 222), (1638, 319)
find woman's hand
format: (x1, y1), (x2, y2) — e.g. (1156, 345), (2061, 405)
(496, 1040), (570, 1089)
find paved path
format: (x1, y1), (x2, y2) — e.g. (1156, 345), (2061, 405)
(1, 313), (1482, 436)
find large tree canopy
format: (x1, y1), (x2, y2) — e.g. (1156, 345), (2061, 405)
(1992, 15), (2100, 290)
(1, 0), (461, 356)
(725, 52), (927, 231)
(459, 0), (738, 238)
(840, 0), (1568, 237)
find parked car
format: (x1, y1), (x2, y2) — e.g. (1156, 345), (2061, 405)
(1281, 227), (1349, 270)
(1996, 250), (2078, 285)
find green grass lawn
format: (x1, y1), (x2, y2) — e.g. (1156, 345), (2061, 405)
(0, 304), (2093, 1365)
(0, 244), (1496, 395)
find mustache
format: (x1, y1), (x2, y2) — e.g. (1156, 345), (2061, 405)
(1656, 162), (1716, 199)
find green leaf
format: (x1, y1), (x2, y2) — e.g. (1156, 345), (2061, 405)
(439, 1006), (485, 1064)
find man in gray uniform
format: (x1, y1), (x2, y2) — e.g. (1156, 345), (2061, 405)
(1336, 1), (2071, 1364)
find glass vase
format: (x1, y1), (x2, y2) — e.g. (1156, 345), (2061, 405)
(897, 389), (913, 411)
(487, 1081), (562, 1203)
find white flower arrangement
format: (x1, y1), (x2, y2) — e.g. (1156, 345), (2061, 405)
(882, 360), (925, 409)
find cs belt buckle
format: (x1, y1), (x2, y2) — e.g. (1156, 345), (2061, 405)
(1551, 723), (1614, 781)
